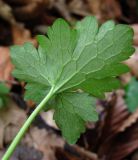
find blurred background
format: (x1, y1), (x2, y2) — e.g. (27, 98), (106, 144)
(0, 0), (138, 160)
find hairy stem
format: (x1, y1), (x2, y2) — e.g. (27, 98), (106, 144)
(2, 87), (55, 160)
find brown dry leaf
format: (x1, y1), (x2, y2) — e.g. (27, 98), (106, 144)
(55, 147), (80, 160)
(0, 47), (13, 82)
(132, 24), (138, 46)
(23, 127), (64, 160)
(120, 72), (132, 85)
(97, 91), (129, 157)
(101, 0), (122, 21)
(56, 146), (98, 160)
(125, 48), (138, 78)
(54, 0), (72, 22)
(0, 0), (15, 24)
(96, 91), (138, 159)
(132, 151), (138, 160)
(11, 24), (36, 45)
(23, 126), (98, 160)
(108, 123), (138, 160)
(125, 0), (138, 23)
(7, 0), (49, 21)
(40, 110), (58, 129)
(87, 0), (101, 20)
(99, 91), (130, 139)
(0, 100), (26, 149)
(68, 0), (90, 17)
(118, 108), (138, 132)
(0, 151), (4, 159)
(0, 121), (4, 149)
(87, 0), (122, 22)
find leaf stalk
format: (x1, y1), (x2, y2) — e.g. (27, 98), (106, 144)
(2, 87), (55, 160)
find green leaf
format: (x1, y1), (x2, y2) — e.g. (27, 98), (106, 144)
(0, 83), (9, 95)
(0, 83), (9, 108)
(0, 98), (3, 108)
(24, 83), (50, 103)
(80, 77), (120, 98)
(74, 18), (134, 97)
(125, 78), (138, 112)
(54, 92), (98, 143)
(10, 16), (134, 143)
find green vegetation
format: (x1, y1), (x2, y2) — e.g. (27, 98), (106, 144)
(2, 16), (134, 160)
(0, 83), (9, 108)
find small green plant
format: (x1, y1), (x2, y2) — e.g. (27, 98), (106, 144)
(125, 77), (138, 112)
(2, 16), (134, 160)
(0, 83), (9, 108)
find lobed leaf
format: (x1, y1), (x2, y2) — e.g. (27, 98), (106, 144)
(10, 16), (134, 143)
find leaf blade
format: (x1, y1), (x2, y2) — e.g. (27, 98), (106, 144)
(54, 92), (98, 143)
(10, 16), (135, 144)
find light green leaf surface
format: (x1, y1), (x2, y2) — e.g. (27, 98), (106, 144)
(10, 16), (134, 143)
(0, 83), (9, 108)
(125, 78), (138, 112)
(54, 92), (98, 143)
(0, 83), (9, 94)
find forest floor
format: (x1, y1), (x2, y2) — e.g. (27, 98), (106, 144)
(0, 0), (138, 160)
